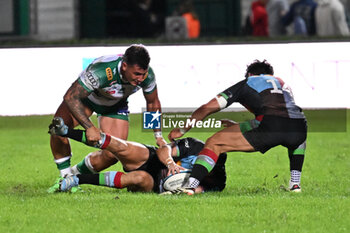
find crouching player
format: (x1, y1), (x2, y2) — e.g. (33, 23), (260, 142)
(48, 117), (226, 194)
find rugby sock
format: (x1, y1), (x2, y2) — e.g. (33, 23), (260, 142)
(100, 171), (124, 188)
(54, 155), (73, 177)
(290, 170), (301, 184)
(64, 129), (111, 149)
(66, 129), (86, 143)
(77, 171), (124, 188)
(70, 164), (81, 175)
(289, 143), (306, 171)
(77, 174), (99, 185)
(289, 153), (304, 172)
(289, 145), (305, 186)
(188, 148), (219, 188)
(73, 153), (96, 174)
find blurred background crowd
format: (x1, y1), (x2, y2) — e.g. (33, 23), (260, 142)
(0, 0), (349, 42)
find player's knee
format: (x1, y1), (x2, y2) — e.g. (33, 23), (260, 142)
(205, 135), (215, 146)
(131, 171), (154, 191)
(132, 171), (150, 185)
(89, 150), (117, 172)
(205, 136), (221, 152)
(127, 176), (153, 192)
(102, 150), (118, 160)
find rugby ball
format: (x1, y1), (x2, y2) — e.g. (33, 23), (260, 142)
(162, 170), (191, 191)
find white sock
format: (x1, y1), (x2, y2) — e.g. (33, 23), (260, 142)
(187, 177), (200, 189)
(289, 170), (301, 189)
(59, 167), (73, 177)
(54, 155), (73, 177)
(84, 153), (97, 174)
(290, 170), (301, 183)
(71, 165), (81, 175)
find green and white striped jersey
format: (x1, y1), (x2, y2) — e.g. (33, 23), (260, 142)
(78, 54), (156, 106)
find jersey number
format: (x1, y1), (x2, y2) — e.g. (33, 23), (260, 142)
(266, 79), (283, 94)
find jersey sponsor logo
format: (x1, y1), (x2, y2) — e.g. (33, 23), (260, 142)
(106, 90), (116, 95)
(184, 139), (189, 148)
(84, 71), (99, 89)
(143, 110), (161, 129)
(106, 67), (113, 80)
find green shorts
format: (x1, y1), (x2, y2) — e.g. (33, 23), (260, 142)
(82, 98), (129, 121)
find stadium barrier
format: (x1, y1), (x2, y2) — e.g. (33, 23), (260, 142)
(0, 42), (349, 115)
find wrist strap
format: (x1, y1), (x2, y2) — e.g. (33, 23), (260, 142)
(166, 158), (174, 167)
(179, 128), (187, 134)
(154, 131), (163, 138)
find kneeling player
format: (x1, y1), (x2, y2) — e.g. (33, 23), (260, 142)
(49, 117), (226, 194)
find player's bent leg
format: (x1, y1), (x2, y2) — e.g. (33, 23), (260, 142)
(124, 171), (154, 192)
(50, 102), (93, 177)
(49, 118), (149, 174)
(88, 150), (119, 172)
(51, 102), (90, 158)
(70, 134), (149, 173)
(83, 116), (129, 171)
(185, 124), (255, 191)
(59, 171), (153, 193)
(76, 171), (125, 189)
(288, 141), (306, 192)
(205, 124), (255, 155)
(63, 134), (127, 173)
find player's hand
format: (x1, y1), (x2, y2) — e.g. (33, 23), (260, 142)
(86, 126), (101, 146)
(220, 119), (238, 128)
(167, 162), (185, 176)
(168, 128), (184, 141)
(156, 137), (167, 147)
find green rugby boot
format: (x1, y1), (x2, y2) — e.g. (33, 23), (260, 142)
(47, 177), (63, 194)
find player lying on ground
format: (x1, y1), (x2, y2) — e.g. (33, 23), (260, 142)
(49, 117), (227, 193)
(167, 60), (307, 194)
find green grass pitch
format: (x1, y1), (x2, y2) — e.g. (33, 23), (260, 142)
(0, 110), (349, 233)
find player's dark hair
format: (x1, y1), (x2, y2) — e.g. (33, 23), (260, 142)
(245, 59), (274, 78)
(123, 44), (150, 70)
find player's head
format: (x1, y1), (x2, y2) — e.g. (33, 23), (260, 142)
(123, 44), (150, 70)
(122, 44), (150, 86)
(245, 59), (274, 78)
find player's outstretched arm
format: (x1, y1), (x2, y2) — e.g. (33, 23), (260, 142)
(168, 97), (221, 141)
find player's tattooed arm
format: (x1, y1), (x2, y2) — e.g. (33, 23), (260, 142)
(63, 80), (94, 129)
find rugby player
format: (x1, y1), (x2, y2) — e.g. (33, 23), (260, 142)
(49, 117), (227, 193)
(49, 44), (166, 192)
(168, 60), (307, 194)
